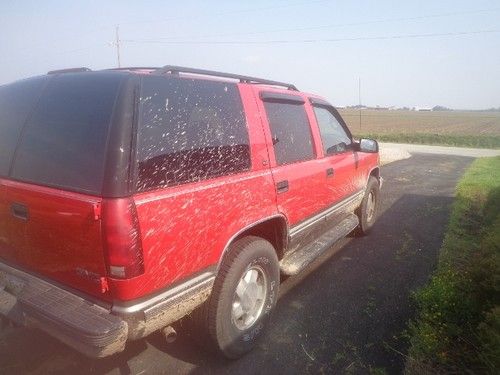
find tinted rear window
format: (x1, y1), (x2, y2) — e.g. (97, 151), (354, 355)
(11, 73), (123, 194)
(0, 77), (47, 176)
(137, 76), (250, 191)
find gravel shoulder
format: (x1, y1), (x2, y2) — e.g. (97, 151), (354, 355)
(379, 142), (500, 166)
(380, 142), (500, 158)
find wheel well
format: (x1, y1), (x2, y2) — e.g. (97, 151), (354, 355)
(233, 217), (288, 260)
(370, 167), (380, 181)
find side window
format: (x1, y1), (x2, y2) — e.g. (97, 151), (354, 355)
(137, 76), (250, 191)
(264, 101), (314, 165)
(313, 106), (352, 155)
(0, 77), (47, 176)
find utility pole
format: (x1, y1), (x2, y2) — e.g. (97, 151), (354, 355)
(115, 25), (121, 68)
(358, 77), (362, 131)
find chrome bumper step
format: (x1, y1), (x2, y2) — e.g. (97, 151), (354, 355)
(280, 214), (359, 275)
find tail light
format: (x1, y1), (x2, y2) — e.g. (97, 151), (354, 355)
(102, 198), (145, 279)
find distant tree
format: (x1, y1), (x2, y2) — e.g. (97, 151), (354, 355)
(432, 105), (451, 111)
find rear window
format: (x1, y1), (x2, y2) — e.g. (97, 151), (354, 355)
(0, 77), (47, 176)
(137, 76), (250, 191)
(11, 73), (123, 194)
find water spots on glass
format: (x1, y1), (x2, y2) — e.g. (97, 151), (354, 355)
(136, 76), (251, 191)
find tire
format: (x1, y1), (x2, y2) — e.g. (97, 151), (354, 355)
(201, 236), (280, 359)
(355, 176), (380, 236)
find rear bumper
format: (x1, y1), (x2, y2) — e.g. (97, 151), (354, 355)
(0, 261), (215, 358)
(0, 262), (128, 358)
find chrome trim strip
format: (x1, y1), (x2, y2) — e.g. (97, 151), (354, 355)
(289, 191), (364, 238)
(112, 272), (215, 315)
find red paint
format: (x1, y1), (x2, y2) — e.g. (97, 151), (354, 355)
(0, 178), (109, 299)
(0, 73), (379, 303)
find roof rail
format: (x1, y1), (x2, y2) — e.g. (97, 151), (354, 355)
(105, 67), (160, 71)
(47, 67), (92, 75)
(153, 65), (298, 91)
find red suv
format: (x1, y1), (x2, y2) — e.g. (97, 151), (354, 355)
(0, 66), (381, 358)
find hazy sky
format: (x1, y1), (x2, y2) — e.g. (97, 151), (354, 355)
(1, 0), (499, 109)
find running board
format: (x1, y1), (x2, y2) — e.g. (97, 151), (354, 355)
(280, 214), (359, 276)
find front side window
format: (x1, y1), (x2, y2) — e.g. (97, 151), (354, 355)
(313, 106), (352, 155)
(137, 76), (250, 191)
(264, 101), (314, 165)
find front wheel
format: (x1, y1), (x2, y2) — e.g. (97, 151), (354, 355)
(355, 176), (380, 236)
(205, 236), (280, 358)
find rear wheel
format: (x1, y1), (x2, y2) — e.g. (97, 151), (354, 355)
(355, 176), (380, 235)
(201, 236), (280, 358)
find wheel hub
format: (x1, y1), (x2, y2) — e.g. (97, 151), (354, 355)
(231, 266), (267, 331)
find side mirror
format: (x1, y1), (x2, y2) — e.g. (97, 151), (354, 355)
(357, 138), (378, 153)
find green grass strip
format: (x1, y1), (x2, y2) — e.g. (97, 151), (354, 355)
(406, 156), (500, 374)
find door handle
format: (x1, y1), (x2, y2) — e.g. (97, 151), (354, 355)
(11, 203), (29, 220)
(276, 180), (289, 193)
(326, 168), (335, 177)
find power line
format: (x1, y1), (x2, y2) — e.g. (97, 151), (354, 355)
(125, 7), (500, 42)
(121, 29), (500, 45)
(118, 0), (330, 26)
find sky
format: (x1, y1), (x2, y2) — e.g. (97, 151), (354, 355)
(1, 0), (499, 109)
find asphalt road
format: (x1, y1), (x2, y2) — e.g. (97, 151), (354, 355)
(0, 153), (474, 375)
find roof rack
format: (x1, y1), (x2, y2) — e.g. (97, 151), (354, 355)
(153, 65), (298, 91)
(105, 67), (160, 71)
(47, 67), (92, 75)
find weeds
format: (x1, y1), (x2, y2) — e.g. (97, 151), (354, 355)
(406, 157), (500, 374)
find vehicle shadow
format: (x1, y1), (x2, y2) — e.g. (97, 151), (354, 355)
(161, 193), (456, 375)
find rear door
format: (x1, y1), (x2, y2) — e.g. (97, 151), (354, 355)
(0, 77), (47, 264)
(0, 73), (125, 299)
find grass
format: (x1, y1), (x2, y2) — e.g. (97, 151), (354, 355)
(336, 109), (500, 149)
(406, 156), (500, 374)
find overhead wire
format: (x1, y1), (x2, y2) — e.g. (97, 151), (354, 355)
(118, 0), (331, 26)
(121, 29), (500, 45)
(123, 7), (500, 42)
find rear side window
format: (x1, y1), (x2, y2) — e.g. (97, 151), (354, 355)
(264, 101), (314, 165)
(11, 73), (123, 194)
(0, 77), (47, 176)
(137, 76), (250, 191)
